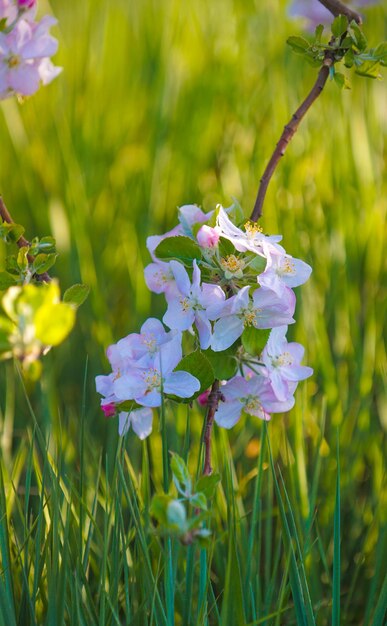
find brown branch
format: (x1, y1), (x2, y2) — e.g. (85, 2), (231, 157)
(250, 55), (334, 222)
(0, 196), (51, 282)
(317, 0), (362, 24)
(202, 380), (222, 475)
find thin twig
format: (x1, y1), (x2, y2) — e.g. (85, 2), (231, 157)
(250, 0), (362, 221)
(0, 195), (51, 282)
(317, 0), (362, 24)
(203, 380), (222, 476)
(250, 55), (334, 222)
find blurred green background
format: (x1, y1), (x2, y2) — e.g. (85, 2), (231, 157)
(0, 0), (386, 622)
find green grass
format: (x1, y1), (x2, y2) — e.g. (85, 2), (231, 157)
(0, 0), (386, 623)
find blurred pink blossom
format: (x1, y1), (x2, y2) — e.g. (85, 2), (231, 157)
(18, 0), (36, 9)
(288, 0), (377, 30)
(0, 3), (61, 99)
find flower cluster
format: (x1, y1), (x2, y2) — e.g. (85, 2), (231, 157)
(0, 0), (61, 100)
(96, 203), (313, 439)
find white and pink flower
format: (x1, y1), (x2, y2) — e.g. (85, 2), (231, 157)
(208, 285), (296, 352)
(258, 251), (312, 296)
(260, 326), (313, 401)
(0, 11), (61, 99)
(215, 375), (295, 429)
(163, 259), (225, 349)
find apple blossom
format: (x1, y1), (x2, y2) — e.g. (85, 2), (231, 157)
(0, 14), (61, 99)
(111, 318), (182, 369)
(163, 259), (225, 349)
(258, 251), (312, 296)
(144, 260), (177, 295)
(260, 326), (313, 401)
(113, 348), (200, 408)
(209, 285), (296, 351)
(216, 206), (284, 257)
(215, 375), (295, 429)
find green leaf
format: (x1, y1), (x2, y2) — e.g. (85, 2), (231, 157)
(314, 24), (324, 43)
(189, 492), (207, 510)
(32, 253), (57, 275)
(331, 15), (348, 39)
(150, 494), (172, 525)
(166, 500), (187, 531)
(173, 350), (215, 400)
(218, 236), (236, 257)
(355, 61), (382, 79)
(373, 42), (387, 64)
(63, 283), (90, 307)
(154, 236), (202, 265)
(349, 21), (367, 52)
(34, 302), (75, 346)
(5, 256), (19, 275)
(0, 272), (17, 290)
(344, 49), (355, 68)
(195, 473), (220, 499)
(303, 54), (323, 68)
(248, 254), (266, 273)
(286, 36), (310, 55)
(203, 346), (238, 380)
(0, 221), (25, 244)
(333, 72), (351, 89)
(29, 236), (56, 256)
(241, 327), (270, 357)
(17, 247), (29, 271)
(226, 199), (245, 227)
(0, 18), (7, 32)
(170, 453), (191, 492)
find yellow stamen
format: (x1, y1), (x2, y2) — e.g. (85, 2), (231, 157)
(8, 55), (21, 68)
(179, 296), (191, 312)
(279, 258), (295, 275)
(275, 351), (293, 367)
(143, 369), (161, 390)
(243, 309), (257, 326)
(245, 397), (262, 413)
(220, 255), (245, 273)
(244, 221), (263, 236)
(143, 333), (157, 352)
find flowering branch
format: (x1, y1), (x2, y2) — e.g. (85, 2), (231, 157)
(317, 0), (362, 24)
(250, 0), (366, 222)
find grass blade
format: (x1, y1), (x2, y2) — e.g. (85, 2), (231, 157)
(332, 434), (341, 626)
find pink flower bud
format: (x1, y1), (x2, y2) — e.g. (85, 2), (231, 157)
(197, 389), (210, 406)
(101, 401), (116, 418)
(197, 225), (220, 249)
(18, 0), (36, 8)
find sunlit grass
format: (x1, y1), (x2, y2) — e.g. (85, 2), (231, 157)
(0, 0), (386, 623)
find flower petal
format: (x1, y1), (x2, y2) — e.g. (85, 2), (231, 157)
(215, 400), (242, 428)
(130, 408), (153, 439)
(211, 316), (244, 351)
(164, 371), (200, 398)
